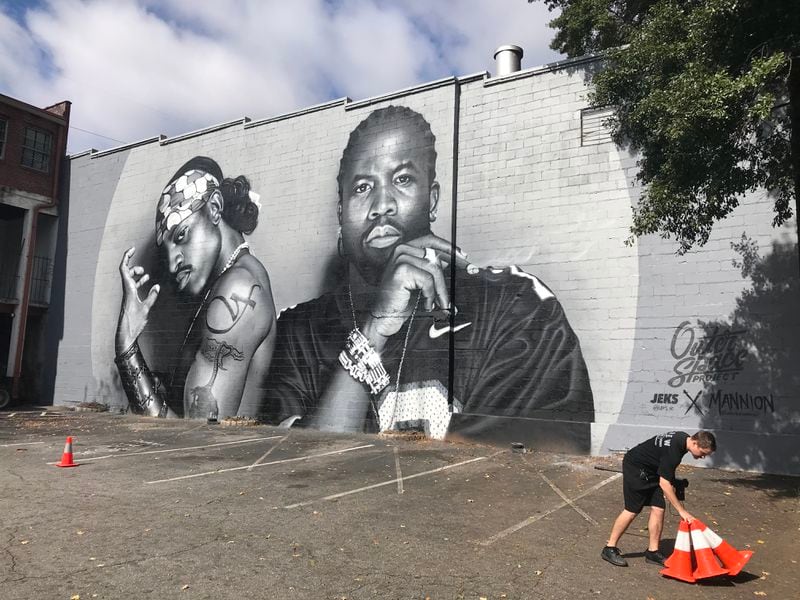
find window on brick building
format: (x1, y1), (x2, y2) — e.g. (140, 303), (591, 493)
(0, 117), (7, 159)
(21, 126), (53, 172)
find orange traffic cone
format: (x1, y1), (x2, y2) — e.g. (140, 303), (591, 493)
(660, 519), (696, 583)
(55, 436), (79, 468)
(694, 520), (753, 576)
(690, 521), (728, 579)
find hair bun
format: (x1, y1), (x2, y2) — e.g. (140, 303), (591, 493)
(220, 175), (259, 234)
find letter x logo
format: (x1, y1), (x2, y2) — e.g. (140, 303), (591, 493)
(683, 390), (704, 416)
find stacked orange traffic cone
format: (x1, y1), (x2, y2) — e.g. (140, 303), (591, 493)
(660, 519), (696, 583)
(55, 436), (79, 468)
(694, 520), (753, 576)
(690, 521), (728, 580)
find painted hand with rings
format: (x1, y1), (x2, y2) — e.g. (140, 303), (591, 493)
(368, 233), (471, 339)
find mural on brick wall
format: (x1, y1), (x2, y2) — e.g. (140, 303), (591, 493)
(55, 63), (800, 473)
(112, 106), (594, 450)
(259, 106), (594, 445)
(114, 157), (277, 419)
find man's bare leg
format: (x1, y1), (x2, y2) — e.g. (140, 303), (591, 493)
(647, 506), (665, 551)
(607, 509), (638, 547)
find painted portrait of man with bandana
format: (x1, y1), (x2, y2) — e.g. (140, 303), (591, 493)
(114, 156), (276, 420)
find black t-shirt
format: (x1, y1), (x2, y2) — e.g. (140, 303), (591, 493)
(625, 431), (689, 484)
(259, 265), (594, 439)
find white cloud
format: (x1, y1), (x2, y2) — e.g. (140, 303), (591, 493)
(0, 10), (42, 92)
(0, 0), (562, 153)
(400, 0), (562, 75)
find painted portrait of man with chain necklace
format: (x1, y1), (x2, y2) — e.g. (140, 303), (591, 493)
(260, 106), (594, 451)
(114, 156), (276, 420)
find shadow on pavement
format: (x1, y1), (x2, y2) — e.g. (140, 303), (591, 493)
(708, 473), (800, 499)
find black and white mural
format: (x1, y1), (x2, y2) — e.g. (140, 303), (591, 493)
(59, 68), (799, 473)
(115, 157), (277, 420)
(259, 106), (593, 446)
(112, 106), (594, 451)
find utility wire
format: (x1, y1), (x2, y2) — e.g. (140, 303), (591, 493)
(68, 125), (126, 144)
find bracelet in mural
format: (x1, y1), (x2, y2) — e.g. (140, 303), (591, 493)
(117, 339), (139, 362)
(338, 328), (390, 395)
(114, 341), (168, 417)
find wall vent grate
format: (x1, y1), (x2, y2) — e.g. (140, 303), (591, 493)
(581, 107), (615, 146)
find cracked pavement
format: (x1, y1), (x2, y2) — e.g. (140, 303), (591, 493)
(1, 409), (797, 599)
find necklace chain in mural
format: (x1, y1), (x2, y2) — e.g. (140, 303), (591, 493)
(346, 283), (421, 427)
(179, 241), (250, 353)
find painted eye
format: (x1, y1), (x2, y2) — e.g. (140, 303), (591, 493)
(394, 174), (412, 186)
(175, 226), (187, 243)
(354, 182), (371, 195)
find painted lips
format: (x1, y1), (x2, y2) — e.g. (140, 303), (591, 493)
(175, 266), (191, 290)
(365, 224), (401, 249)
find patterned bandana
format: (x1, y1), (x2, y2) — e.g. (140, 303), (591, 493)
(155, 169), (220, 246)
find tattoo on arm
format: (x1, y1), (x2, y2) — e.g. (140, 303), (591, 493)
(206, 284), (261, 334)
(188, 338), (245, 418)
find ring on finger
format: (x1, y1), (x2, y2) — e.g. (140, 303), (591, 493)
(423, 247), (438, 264)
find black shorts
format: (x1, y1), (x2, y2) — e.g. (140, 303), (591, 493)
(622, 459), (665, 513)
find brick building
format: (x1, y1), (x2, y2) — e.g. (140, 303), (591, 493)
(0, 93), (71, 407)
(52, 49), (800, 474)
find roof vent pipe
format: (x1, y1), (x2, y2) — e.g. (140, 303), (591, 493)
(493, 45), (524, 77)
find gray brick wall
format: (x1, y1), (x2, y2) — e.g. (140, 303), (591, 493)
(53, 58), (800, 474)
(54, 148), (129, 407)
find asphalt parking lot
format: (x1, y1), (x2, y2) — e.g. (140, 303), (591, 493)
(1, 408), (797, 600)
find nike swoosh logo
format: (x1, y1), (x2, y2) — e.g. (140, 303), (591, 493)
(428, 321), (473, 339)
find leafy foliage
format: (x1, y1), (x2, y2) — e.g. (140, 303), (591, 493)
(536, 0), (659, 57)
(532, 0), (799, 253)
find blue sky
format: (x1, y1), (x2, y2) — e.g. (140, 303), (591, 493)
(0, 0), (562, 153)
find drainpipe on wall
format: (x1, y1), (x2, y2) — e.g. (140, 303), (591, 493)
(447, 77), (462, 407)
(10, 102), (71, 400)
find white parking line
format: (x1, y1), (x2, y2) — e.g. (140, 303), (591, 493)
(47, 436), (282, 464)
(247, 434), (289, 471)
(479, 473), (620, 546)
(146, 444), (376, 484)
(0, 441), (45, 447)
(393, 446), (404, 495)
(540, 472), (598, 525)
(284, 455), (489, 509)
(175, 423), (211, 437)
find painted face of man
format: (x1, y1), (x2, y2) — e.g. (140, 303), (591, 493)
(162, 197), (222, 297)
(338, 121), (439, 282)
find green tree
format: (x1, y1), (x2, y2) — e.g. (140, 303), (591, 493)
(532, 0), (800, 258)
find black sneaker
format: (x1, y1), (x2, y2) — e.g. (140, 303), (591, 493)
(644, 549), (667, 566)
(601, 546), (628, 567)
